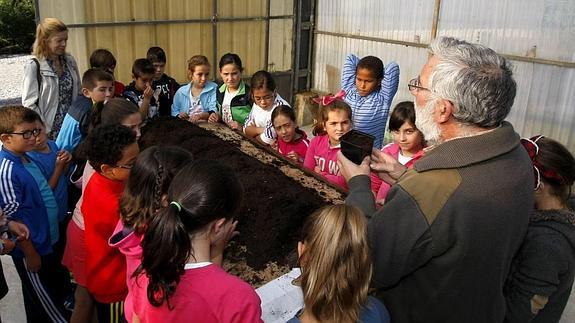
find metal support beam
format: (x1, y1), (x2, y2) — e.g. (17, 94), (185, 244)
(431, 0), (442, 40)
(66, 15), (294, 29)
(314, 30), (575, 69)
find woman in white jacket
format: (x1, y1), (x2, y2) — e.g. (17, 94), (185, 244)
(22, 17), (81, 139)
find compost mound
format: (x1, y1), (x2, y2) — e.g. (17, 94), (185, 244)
(140, 117), (331, 284)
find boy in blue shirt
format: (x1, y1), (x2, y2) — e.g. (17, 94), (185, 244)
(56, 68), (114, 153)
(0, 106), (72, 323)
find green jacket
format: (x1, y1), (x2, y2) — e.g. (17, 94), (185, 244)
(216, 81), (252, 125)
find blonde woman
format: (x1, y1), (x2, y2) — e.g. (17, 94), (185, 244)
(289, 204), (390, 323)
(22, 17), (81, 139)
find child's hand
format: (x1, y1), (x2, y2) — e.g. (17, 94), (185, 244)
(210, 219), (239, 265)
(227, 121), (240, 130)
(178, 112), (188, 119)
(8, 220), (30, 240)
(189, 113), (202, 123)
(143, 84), (153, 101)
(208, 112), (220, 123)
(25, 250), (42, 272)
(286, 151), (299, 162)
(314, 165), (322, 174)
(56, 150), (72, 167)
(270, 140), (278, 151)
(1, 238), (15, 254)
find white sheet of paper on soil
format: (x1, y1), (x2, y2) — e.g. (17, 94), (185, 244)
(256, 267), (303, 323)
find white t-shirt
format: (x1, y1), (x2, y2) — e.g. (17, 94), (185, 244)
(221, 89), (238, 123)
(397, 151), (414, 165)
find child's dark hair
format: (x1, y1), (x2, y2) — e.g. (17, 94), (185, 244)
(533, 137), (575, 204)
(271, 105), (296, 124)
(132, 58), (155, 78)
(89, 49), (117, 72)
(135, 161), (243, 307)
(90, 98), (139, 132)
(147, 47), (167, 63)
(85, 124), (137, 174)
(312, 99), (352, 136)
(356, 56), (384, 80)
(120, 146), (194, 234)
(250, 70), (276, 92)
(219, 53), (243, 72)
(388, 101), (416, 132)
(82, 68), (114, 90)
(0, 105), (41, 134)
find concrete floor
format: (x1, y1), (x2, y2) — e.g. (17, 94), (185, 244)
(2, 254), (575, 323)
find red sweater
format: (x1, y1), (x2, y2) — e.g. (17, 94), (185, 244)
(82, 172), (127, 303)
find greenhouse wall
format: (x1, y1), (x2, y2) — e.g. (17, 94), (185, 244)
(313, 0), (575, 151)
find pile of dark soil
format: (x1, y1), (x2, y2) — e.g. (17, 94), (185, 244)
(140, 117), (337, 285)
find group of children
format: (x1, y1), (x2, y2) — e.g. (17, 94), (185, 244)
(1, 42), (574, 323)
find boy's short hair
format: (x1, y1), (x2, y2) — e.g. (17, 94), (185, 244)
(82, 68), (114, 90)
(357, 56), (384, 80)
(85, 124), (137, 173)
(0, 106), (42, 134)
(89, 49), (117, 70)
(132, 58), (155, 78)
(146, 47), (166, 63)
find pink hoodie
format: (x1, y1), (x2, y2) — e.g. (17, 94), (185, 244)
(109, 221), (143, 323)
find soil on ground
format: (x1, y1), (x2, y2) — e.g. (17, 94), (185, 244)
(140, 117), (345, 286)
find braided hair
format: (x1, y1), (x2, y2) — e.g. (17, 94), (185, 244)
(119, 146), (193, 234)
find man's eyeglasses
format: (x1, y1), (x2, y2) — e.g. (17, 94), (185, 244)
(408, 77), (430, 93)
(520, 135), (544, 190)
(8, 128), (41, 139)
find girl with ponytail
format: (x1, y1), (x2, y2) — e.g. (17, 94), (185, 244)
(110, 145), (193, 322)
(505, 136), (575, 322)
(131, 161), (262, 323)
(289, 204), (390, 323)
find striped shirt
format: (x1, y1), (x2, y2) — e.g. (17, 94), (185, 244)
(341, 53), (400, 148)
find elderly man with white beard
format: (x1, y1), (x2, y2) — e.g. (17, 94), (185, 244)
(337, 36), (534, 323)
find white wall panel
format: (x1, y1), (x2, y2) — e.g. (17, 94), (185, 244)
(439, 0), (575, 62)
(316, 0), (436, 44)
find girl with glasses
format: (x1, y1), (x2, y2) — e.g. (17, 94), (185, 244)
(505, 136), (575, 322)
(243, 70), (290, 145)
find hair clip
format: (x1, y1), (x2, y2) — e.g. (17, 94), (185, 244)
(170, 201), (182, 212)
(312, 89), (346, 106)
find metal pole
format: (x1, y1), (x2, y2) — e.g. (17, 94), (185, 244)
(33, 0), (40, 24)
(291, 0), (300, 100)
(264, 0), (271, 71)
(212, 0), (218, 81)
(431, 0), (442, 40)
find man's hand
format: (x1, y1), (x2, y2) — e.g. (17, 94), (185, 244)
(370, 149), (407, 183)
(337, 151), (371, 182)
(178, 112), (188, 119)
